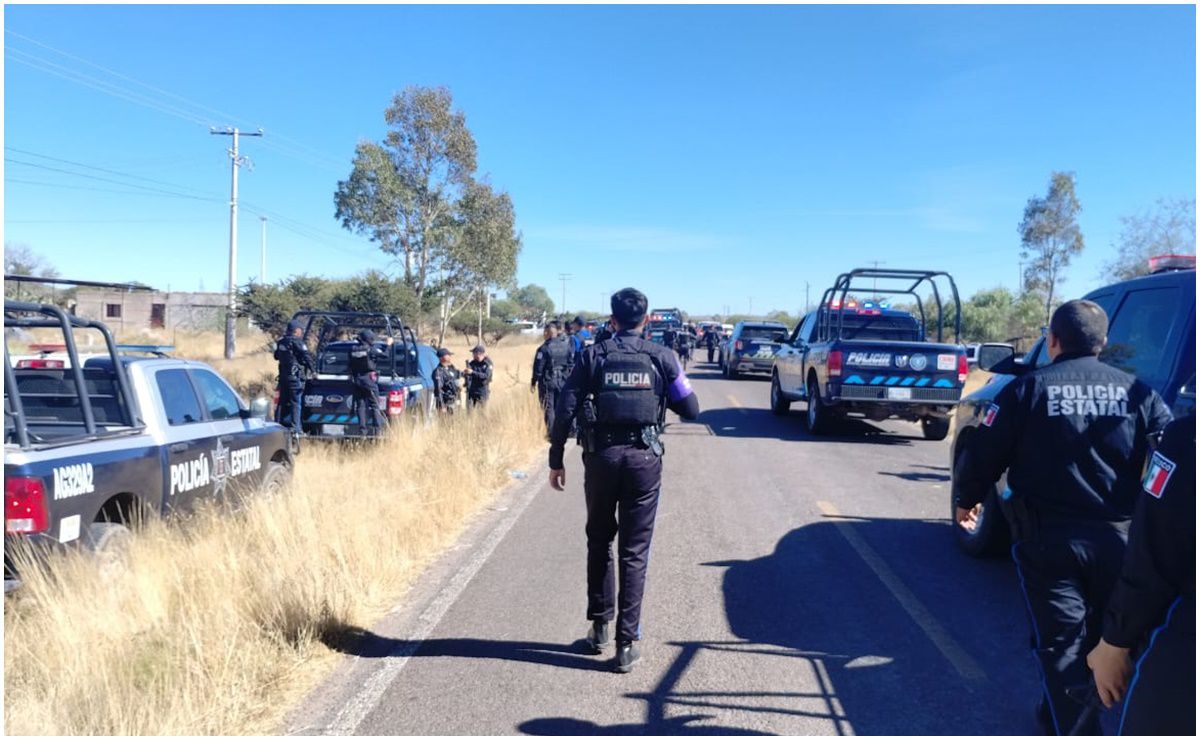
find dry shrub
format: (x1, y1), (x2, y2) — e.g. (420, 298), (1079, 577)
(4, 388), (546, 735)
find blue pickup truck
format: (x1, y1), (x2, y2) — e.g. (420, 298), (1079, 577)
(282, 311), (437, 439)
(4, 301), (292, 591)
(771, 268), (968, 440)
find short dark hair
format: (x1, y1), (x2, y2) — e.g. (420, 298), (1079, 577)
(1050, 299), (1108, 355)
(548, 320), (562, 332)
(610, 288), (648, 330)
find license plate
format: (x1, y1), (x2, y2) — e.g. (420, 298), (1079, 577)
(322, 424), (346, 436)
(888, 387), (913, 400)
(304, 395), (324, 407)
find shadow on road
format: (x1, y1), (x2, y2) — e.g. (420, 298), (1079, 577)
(320, 628), (612, 673)
(705, 515), (1034, 735)
(877, 464), (951, 483)
(695, 406), (919, 446)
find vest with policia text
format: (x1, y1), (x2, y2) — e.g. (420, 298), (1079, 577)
(348, 341), (378, 375)
(591, 336), (666, 427)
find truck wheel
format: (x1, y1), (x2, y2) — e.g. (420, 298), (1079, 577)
(952, 486), (1010, 558)
(922, 417), (951, 441)
(725, 359), (740, 380)
(260, 462), (292, 497)
(84, 522), (133, 581)
(806, 379), (832, 435)
(770, 374), (791, 416)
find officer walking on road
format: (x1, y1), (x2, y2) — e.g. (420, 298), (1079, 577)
(549, 287), (700, 673)
(954, 300), (1172, 735)
(464, 344), (494, 409)
(532, 321), (573, 436)
(273, 319), (316, 442)
(349, 329), (391, 437)
(703, 326), (720, 364)
(433, 348), (463, 414)
(1087, 412), (1195, 736)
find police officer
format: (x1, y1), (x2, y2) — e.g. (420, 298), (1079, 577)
(955, 300), (1172, 735)
(464, 344), (493, 408)
(531, 321), (573, 435)
(661, 324), (678, 351)
(273, 319), (316, 441)
(432, 348), (463, 414)
(592, 318), (615, 344)
(1087, 413), (1194, 735)
(549, 287), (700, 673)
(703, 325), (720, 364)
(349, 329), (391, 437)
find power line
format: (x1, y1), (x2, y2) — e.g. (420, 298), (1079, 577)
(5, 146), (218, 197)
(5, 157), (223, 201)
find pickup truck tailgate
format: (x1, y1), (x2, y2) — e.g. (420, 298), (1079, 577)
(836, 342), (965, 402)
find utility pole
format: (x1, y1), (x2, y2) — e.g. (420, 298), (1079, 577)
(868, 260), (885, 298)
(748, 297), (753, 316)
(211, 126), (263, 359)
(557, 273), (572, 316)
(805, 281), (810, 313)
(259, 216), (267, 284)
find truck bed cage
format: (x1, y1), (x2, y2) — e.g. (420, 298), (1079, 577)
(5, 300), (143, 449)
(290, 311), (420, 380)
(816, 268), (962, 344)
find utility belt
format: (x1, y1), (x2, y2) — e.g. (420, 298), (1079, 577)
(588, 424), (664, 456)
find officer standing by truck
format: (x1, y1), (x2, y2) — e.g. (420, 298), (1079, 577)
(954, 300), (1172, 735)
(1087, 412), (1195, 735)
(433, 348), (463, 414)
(348, 329), (391, 437)
(548, 287), (700, 673)
(703, 325), (720, 364)
(464, 344), (493, 408)
(532, 321), (572, 435)
(274, 319), (316, 441)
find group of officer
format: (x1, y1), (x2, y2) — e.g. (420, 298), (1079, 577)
(273, 323), (495, 441)
(530, 316), (596, 434)
(955, 300), (1194, 735)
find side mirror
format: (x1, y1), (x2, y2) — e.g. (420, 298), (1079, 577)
(977, 343), (1016, 373)
(249, 397), (270, 420)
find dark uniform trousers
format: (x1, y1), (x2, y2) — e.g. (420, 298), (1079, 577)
(539, 383), (562, 433)
(583, 444), (662, 644)
(1012, 519), (1127, 735)
(278, 381), (304, 434)
(1120, 596), (1195, 735)
(351, 372), (384, 434)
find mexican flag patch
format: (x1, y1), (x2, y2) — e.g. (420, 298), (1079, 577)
(982, 403), (1000, 427)
(1142, 451), (1176, 499)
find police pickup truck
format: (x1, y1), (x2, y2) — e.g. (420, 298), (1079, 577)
(950, 255), (1197, 557)
(4, 302), (292, 592)
(770, 268), (968, 440)
(287, 311), (437, 439)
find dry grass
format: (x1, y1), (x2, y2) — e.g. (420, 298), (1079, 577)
(3, 387), (546, 735)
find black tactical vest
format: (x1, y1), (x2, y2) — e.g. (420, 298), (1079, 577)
(348, 341), (376, 375)
(541, 336), (573, 385)
(593, 337), (663, 427)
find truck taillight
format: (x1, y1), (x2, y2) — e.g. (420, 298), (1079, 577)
(387, 390), (406, 416)
(828, 350), (844, 377)
(6, 477), (49, 535)
(16, 359), (65, 369)
(958, 354), (969, 384)
(735, 340), (744, 351)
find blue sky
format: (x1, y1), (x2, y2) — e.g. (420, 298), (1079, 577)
(4, 4), (1195, 317)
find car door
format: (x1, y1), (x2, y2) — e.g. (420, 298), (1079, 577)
(793, 313), (819, 394)
(153, 367), (216, 515)
(776, 321), (806, 393)
(190, 367), (266, 500)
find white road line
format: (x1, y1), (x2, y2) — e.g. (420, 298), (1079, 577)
(325, 473), (547, 735)
(816, 500), (988, 683)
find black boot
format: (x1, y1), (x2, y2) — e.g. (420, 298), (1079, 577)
(615, 641), (642, 673)
(586, 620), (611, 654)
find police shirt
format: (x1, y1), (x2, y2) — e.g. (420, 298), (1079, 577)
(466, 358), (493, 394)
(956, 353), (1173, 523)
(532, 335), (573, 389)
(548, 329), (700, 469)
(1102, 413), (1195, 648)
(274, 336), (316, 384)
(432, 365), (462, 405)
(348, 341), (386, 376)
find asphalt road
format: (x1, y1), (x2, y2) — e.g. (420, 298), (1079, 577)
(290, 361), (1041, 736)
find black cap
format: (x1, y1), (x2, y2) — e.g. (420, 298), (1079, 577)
(572, 315), (585, 326)
(437, 347), (453, 358)
(359, 329), (376, 343)
(472, 344), (486, 353)
(286, 320), (303, 333)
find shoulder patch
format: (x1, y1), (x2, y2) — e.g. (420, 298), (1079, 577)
(1142, 451), (1176, 499)
(982, 403), (1000, 427)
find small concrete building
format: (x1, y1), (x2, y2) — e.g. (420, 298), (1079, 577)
(73, 289), (229, 334)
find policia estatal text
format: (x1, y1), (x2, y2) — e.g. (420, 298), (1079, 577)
(549, 287), (699, 673)
(956, 300), (1171, 735)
